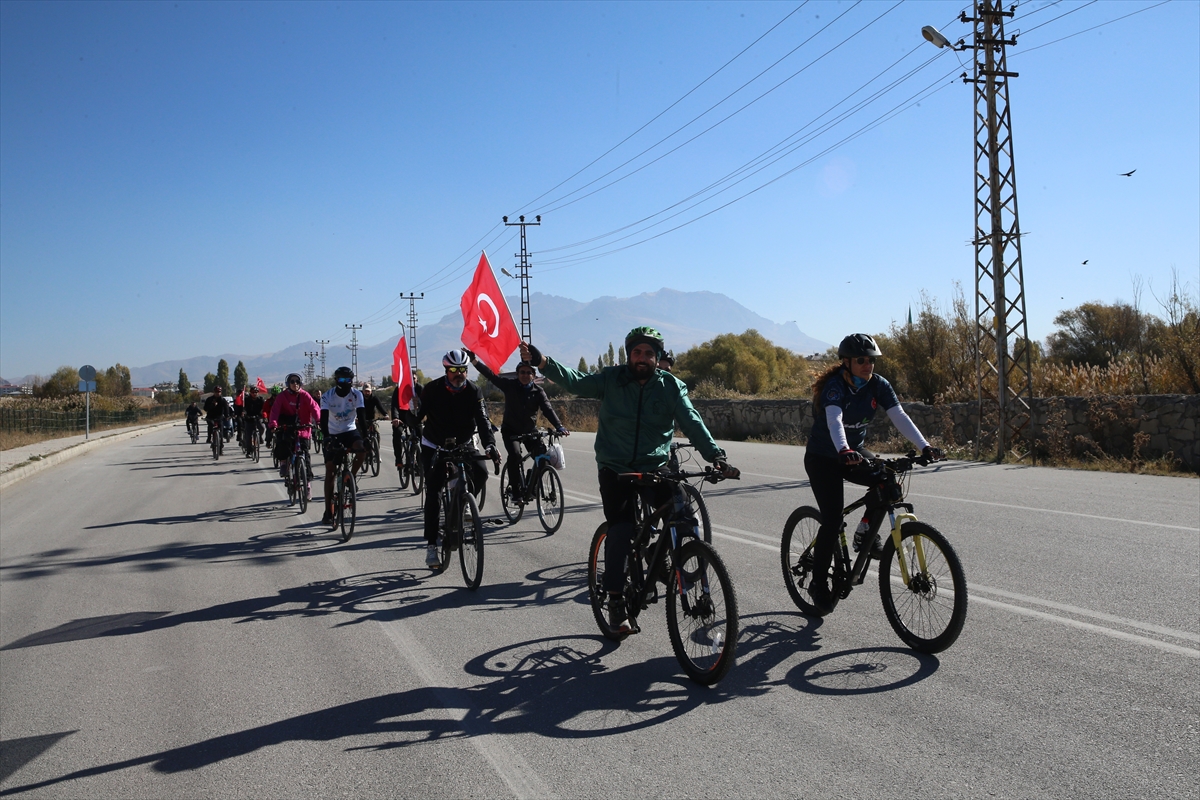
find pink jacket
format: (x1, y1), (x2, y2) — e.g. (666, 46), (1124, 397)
(267, 389), (320, 438)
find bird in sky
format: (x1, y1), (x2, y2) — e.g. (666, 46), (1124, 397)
(1082, 260), (1089, 265)
(1120, 169), (1136, 177)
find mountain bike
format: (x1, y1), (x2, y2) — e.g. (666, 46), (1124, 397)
(280, 424), (313, 514)
(242, 418), (262, 462)
(499, 429), (565, 534)
(587, 467), (739, 685)
(432, 440), (496, 590)
(325, 438), (357, 543)
(634, 442), (711, 543)
(187, 418), (200, 444)
(780, 451), (967, 654)
(209, 420), (223, 460)
(361, 424), (381, 477)
(311, 425), (323, 455)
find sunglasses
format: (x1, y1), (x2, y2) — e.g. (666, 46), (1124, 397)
(445, 366), (468, 374)
(517, 370), (535, 377)
(854, 357), (876, 365)
(286, 380), (301, 385)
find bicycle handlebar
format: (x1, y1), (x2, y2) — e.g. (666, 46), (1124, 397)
(619, 465), (739, 486)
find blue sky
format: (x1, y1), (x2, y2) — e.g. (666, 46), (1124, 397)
(2, 0), (1196, 380)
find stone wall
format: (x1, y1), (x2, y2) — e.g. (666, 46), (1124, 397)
(532, 394), (1198, 471)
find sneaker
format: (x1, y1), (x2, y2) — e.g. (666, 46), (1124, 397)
(607, 595), (632, 633)
(869, 535), (885, 558)
(305, 486), (312, 502)
(425, 545), (441, 568)
(321, 510), (333, 525)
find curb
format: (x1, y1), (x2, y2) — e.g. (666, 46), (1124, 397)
(0, 420), (179, 490)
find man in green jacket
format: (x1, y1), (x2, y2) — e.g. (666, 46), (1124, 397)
(520, 326), (738, 632)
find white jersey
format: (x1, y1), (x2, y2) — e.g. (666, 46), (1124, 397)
(321, 387), (364, 435)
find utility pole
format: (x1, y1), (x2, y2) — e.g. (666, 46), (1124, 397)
(303, 351), (317, 385)
(924, 1), (1034, 464)
(503, 214), (540, 343)
(315, 340), (330, 380)
(400, 293), (423, 371)
(344, 324), (361, 379)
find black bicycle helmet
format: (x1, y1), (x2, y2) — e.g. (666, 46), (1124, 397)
(285, 372), (303, 386)
(659, 350), (675, 367)
(332, 366), (354, 385)
(625, 326), (665, 358)
(837, 333), (883, 359)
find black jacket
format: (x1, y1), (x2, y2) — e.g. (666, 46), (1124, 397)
(418, 378), (495, 450)
(474, 361), (563, 435)
(203, 394), (228, 420)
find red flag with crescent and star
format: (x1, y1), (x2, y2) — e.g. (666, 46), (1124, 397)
(460, 252), (520, 372)
(392, 335), (413, 408)
(256, 377), (268, 393)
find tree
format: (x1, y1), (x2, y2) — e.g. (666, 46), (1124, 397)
(215, 359), (231, 393)
(96, 364), (132, 397)
(605, 343), (615, 367)
(675, 329), (808, 395)
(1152, 268), (1200, 393)
(618, 346), (626, 365)
(234, 361), (248, 391)
(875, 290), (974, 403)
(178, 369), (190, 397)
(203, 372), (217, 393)
(596, 355), (604, 373)
(35, 366), (80, 398)
(1046, 301), (1158, 368)
(380, 375), (395, 388)
(577, 356), (589, 373)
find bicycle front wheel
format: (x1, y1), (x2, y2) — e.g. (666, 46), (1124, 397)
(370, 436), (381, 477)
(667, 539), (738, 685)
(780, 506), (831, 616)
(458, 493), (485, 590)
(680, 482), (712, 544)
(339, 469), (357, 542)
(499, 465), (524, 524)
(396, 440), (410, 490)
(410, 446), (424, 496)
(587, 523), (630, 642)
(251, 433), (260, 463)
(878, 521), (967, 653)
(292, 458), (307, 513)
(535, 466), (564, 535)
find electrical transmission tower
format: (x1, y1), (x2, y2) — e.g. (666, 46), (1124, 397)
(303, 351), (317, 385)
(315, 340), (330, 380)
(963, 0), (1034, 463)
(399, 293), (423, 372)
(503, 214), (540, 343)
(344, 324), (361, 379)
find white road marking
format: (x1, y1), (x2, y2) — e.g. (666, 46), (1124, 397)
(906, 492), (1200, 532)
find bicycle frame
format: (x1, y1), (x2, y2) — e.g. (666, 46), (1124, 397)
(830, 457), (927, 592)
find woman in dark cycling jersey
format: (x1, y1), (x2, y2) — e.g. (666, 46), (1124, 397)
(805, 333), (942, 610)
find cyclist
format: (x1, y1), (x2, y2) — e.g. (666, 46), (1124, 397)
(242, 385), (265, 451)
(521, 326), (737, 632)
(232, 386), (245, 442)
(268, 373), (320, 495)
(390, 369), (424, 473)
(184, 400), (202, 440)
(463, 348), (568, 503)
(805, 333), (944, 612)
(417, 350), (500, 569)
(319, 366), (368, 523)
(357, 383), (387, 471)
(263, 384), (282, 447)
(658, 350), (675, 373)
(203, 386), (229, 444)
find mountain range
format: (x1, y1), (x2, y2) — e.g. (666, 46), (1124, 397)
(9, 289), (830, 387)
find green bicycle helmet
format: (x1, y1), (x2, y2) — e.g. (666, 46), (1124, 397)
(270, 384), (283, 396)
(625, 326), (665, 358)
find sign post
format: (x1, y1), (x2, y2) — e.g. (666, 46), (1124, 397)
(78, 366), (97, 440)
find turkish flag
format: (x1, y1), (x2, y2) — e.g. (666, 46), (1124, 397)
(460, 251), (519, 372)
(256, 377), (268, 393)
(392, 335), (413, 408)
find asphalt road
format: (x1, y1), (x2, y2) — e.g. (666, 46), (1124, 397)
(1, 425), (1197, 798)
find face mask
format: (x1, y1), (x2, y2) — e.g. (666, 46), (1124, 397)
(850, 374), (868, 389)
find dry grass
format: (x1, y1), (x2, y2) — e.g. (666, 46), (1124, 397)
(0, 418), (174, 453)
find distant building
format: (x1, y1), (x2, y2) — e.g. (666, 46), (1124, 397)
(0, 384), (28, 396)
(132, 387), (156, 398)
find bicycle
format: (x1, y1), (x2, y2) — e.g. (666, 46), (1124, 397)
(432, 440), (495, 590)
(187, 418), (200, 444)
(242, 418), (262, 462)
(311, 425), (323, 455)
(209, 420), (224, 460)
(361, 424), (382, 478)
(279, 424), (313, 514)
(780, 451), (968, 654)
(634, 442), (712, 544)
(587, 467), (739, 685)
(398, 428), (424, 496)
(324, 438), (358, 543)
(499, 429), (566, 534)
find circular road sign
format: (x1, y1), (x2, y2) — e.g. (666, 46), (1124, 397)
(78, 365), (97, 381)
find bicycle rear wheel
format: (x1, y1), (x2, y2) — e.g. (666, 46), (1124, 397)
(499, 465), (524, 524)
(667, 539), (738, 685)
(780, 506), (833, 616)
(339, 469), (357, 542)
(878, 521), (967, 653)
(458, 493), (485, 590)
(535, 466), (564, 535)
(587, 523), (630, 642)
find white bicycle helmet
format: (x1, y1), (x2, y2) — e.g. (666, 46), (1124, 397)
(442, 349), (469, 369)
